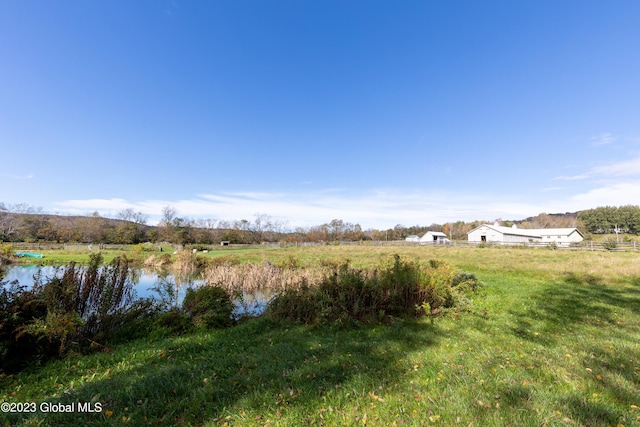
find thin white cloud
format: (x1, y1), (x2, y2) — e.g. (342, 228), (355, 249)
(0, 173), (34, 180)
(568, 182), (640, 208)
(554, 156), (640, 181)
(591, 132), (615, 146)
(554, 174), (590, 181)
(56, 198), (134, 212)
(54, 190), (564, 229)
(591, 156), (640, 177)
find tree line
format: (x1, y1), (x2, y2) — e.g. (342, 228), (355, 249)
(577, 205), (640, 235)
(1, 201), (637, 245)
(0, 204), (484, 245)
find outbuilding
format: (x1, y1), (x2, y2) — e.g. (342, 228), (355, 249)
(467, 223), (583, 246)
(419, 231), (449, 245)
(536, 228), (585, 245)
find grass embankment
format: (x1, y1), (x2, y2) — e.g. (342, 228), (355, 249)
(6, 244), (283, 266)
(2, 247), (640, 426)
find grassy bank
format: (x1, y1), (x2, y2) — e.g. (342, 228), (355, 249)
(2, 246), (639, 426)
(4, 244), (285, 266)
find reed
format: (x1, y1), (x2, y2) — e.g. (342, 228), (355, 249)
(142, 253), (171, 271)
(204, 262), (324, 294)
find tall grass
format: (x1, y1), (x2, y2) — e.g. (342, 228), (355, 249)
(204, 262), (324, 294)
(2, 246), (639, 426)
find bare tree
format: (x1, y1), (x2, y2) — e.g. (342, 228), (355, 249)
(117, 208), (136, 222)
(0, 205), (19, 240)
(160, 206), (177, 226)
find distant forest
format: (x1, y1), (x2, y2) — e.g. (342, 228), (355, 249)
(1, 202), (638, 245)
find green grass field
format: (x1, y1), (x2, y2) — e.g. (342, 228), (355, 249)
(2, 246), (639, 426)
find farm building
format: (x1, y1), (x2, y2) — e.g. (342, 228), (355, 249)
(405, 235), (420, 242)
(536, 228), (585, 245)
(467, 223), (584, 246)
(419, 231), (449, 244)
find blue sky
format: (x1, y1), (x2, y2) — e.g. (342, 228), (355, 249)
(1, 1), (639, 229)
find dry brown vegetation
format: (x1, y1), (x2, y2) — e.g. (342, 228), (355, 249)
(203, 262), (325, 294)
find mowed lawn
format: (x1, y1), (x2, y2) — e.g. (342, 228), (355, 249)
(2, 246), (639, 426)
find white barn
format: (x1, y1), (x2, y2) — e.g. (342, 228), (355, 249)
(419, 231), (449, 244)
(536, 228), (585, 245)
(467, 223), (583, 246)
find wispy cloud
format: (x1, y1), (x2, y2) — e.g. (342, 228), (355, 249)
(549, 154), (640, 212)
(0, 173), (34, 180)
(55, 189), (567, 229)
(591, 132), (615, 146)
(55, 198), (137, 216)
(554, 174), (590, 181)
(568, 182), (640, 207)
(591, 156), (640, 177)
(554, 156), (640, 181)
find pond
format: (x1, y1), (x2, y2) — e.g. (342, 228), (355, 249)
(1, 265), (272, 318)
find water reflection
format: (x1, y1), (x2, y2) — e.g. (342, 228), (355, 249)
(1, 265), (270, 317)
(235, 288), (277, 318)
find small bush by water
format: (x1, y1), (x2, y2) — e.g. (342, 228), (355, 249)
(182, 285), (234, 328)
(266, 255), (483, 325)
(0, 253), (158, 373)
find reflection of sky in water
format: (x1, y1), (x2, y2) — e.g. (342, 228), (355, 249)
(235, 289), (276, 318)
(2, 266), (185, 300)
(2, 266), (271, 317)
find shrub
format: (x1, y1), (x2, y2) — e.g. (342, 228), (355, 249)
(1, 243), (13, 259)
(452, 272), (484, 293)
(266, 281), (320, 324)
(0, 280), (51, 373)
(2, 253), (159, 372)
(421, 261), (455, 315)
(448, 272), (485, 315)
(275, 254), (302, 270)
(17, 254), (145, 352)
(182, 285), (234, 328)
(603, 238), (618, 250)
(315, 262), (373, 325)
(155, 307), (194, 335)
(266, 255), (481, 326)
(378, 255), (425, 316)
